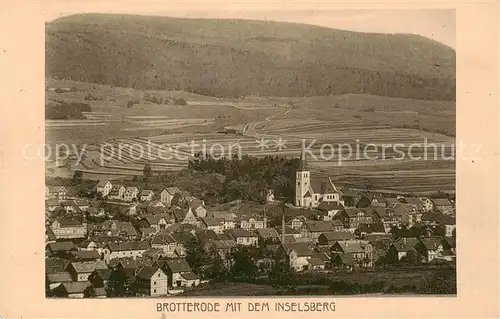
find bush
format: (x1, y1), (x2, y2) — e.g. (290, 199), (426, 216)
(174, 98), (187, 105)
(363, 107), (375, 112)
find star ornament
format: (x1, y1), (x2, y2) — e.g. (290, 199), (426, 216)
(274, 137), (287, 151)
(255, 137), (272, 151)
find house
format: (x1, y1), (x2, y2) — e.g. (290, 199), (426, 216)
(140, 190), (155, 202)
(46, 272), (73, 290)
(50, 217), (87, 239)
(386, 203), (420, 227)
(134, 266), (169, 297)
(169, 232), (196, 257)
(335, 207), (373, 230)
(142, 214), (175, 232)
(431, 198), (454, 215)
(278, 242), (315, 272)
(46, 227), (57, 244)
(318, 201), (344, 220)
(84, 286), (107, 298)
(46, 241), (77, 257)
(88, 268), (111, 288)
(109, 185), (126, 201)
(91, 220), (138, 240)
(387, 237), (419, 262)
(300, 220), (336, 242)
(205, 239), (238, 260)
(47, 186), (68, 200)
(421, 212), (456, 236)
(373, 207), (405, 232)
(187, 198), (208, 218)
(66, 260), (108, 282)
(331, 253), (355, 270)
(124, 187), (139, 202)
(175, 207), (198, 226)
(150, 233), (177, 256)
(289, 216), (306, 230)
(256, 228), (281, 243)
(317, 231), (355, 246)
(276, 225), (302, 242)
(415, 237), (444, 262)
(200, 218), (224, 234)
(355, 222), (386, 237)
(162, 258), (200, 288)
(52, 281), (91, 298)
(96, 180), (113, 197)
(238, 214), (267, 229)
(307, 257), (327, 271)
(226, 229), (258, 246)
(404, 197), (425, 212)
(341, 190), (360, 207)
(46, 198), (61, 212)
(73, 199), (90, 212)
(160, 187), (183, 206)
(331, 240), (373, 267)
(46, 257), (71, 275)
(102, 241), (151, 263)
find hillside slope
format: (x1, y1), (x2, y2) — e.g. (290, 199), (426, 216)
(46, 14), (456, 100)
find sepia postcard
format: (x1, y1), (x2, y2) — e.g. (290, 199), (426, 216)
(0, 0), (499, 318)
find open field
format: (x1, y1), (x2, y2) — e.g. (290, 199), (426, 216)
(45, 80), (455, 193)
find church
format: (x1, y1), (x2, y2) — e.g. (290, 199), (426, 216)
(295, 152), (344, 208)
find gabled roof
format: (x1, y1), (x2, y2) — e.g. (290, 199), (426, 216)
(212, 239), (238, 250)
(404, 197), (425, 210)
(365, 233), (394, 243)
(163, 187), (182, 195)
(181, 272), (199, 280)
(303, 220), (335, 232)
(227, 229), (256, 238)
(333, 240), (366, 254)
(164, 258), (191, 273)
(70, 260), (107, 274)
(391, 237), (419, 252)
(281, 242), (314, 257)
(341, 207), (365, 217)
(140, 190), (154, 196)
(310, 177), (341, 195)
(60, 281), (91, 294)
(151, 233), (176, 245)
(47, 271), (72, 283)
(136, 266), (161, 280)
(341, 190), (359, 198)
(319, 231), (355, 242)
(69, 250), (101, 260)
(46, 241), (76, 252)
(56, 217), (84, 227)
(106, 241), (150, 252)
(442, 236), (456, 248)
(357, 223), (386, 234)
(201, 217), (224, 227)
(317, 201), (344, 211)
(385, 198), (400, 206)
(96, 180), (111, 187)
(308, 257), (326, 266)
(91, 268), (111, 280)
(432, 198), (452, 206)
(419, 237), (443, 251)
(256, 228), (280, 239)
(46, 199), (60, 206)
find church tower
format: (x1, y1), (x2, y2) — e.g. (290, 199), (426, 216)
(295, 149), (310, 207)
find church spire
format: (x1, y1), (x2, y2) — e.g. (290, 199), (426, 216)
(300, 148), (307, 171)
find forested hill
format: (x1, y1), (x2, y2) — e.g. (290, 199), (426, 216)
(46, 14), (456, 101)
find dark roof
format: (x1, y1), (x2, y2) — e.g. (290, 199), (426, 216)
(107, 241), (150, 252)
(432, 198), (452, 206)
(201, 218), (224, 227)
(170, 232), (196, 245)
(333, 241), (366, 254)
(341, 207), (364, 217)
(341, 190), (359, 198)
(140, 190), (154, 196)
(92, 268), (111, 280)
(212, 239), (238, 249)
(70, 260), (107, 273)
(70, 250), (101, 260)
(317, 201), (344, 211)
(57, 217), (83, 227)
(422, 212), (455, 225)
(442, 236), (456, 248)
(281, 242), (314, 257)
(136, 266), (160, 280)
(308, 257), (326, 266)
(46, 241), (76, 252)
(47, 271), (72, 283)
(365, 233), (394, 243)
(333, 253), (355, 265)
(46, 257), (70, 274)
(46, 199), (60, 206)
(151, 233), (176, 245)
(227, 229), (256, 238)
(61, 282), (91, 294)
(319, 231), (355, 242)
(164, 258), (191, 273)
(357, 223), (386, 234)
(180, 272), (199, 280)
(392, 238), (419, 252)
(276, 225), (300, 235)
(310, 177), (341, 195)
(256, 228), (280, 239)
(419, 237), (443, 251)
(303, 220), (335, 232)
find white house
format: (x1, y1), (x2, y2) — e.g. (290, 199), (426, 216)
(140, 190), (155, 202)
(96, 180), (112, 197)
(124, 187), (139, 202)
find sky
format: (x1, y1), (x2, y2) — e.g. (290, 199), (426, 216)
(43, 4), (455, 48)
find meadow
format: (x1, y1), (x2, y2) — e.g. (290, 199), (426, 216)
(45, 79), (455, 194)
